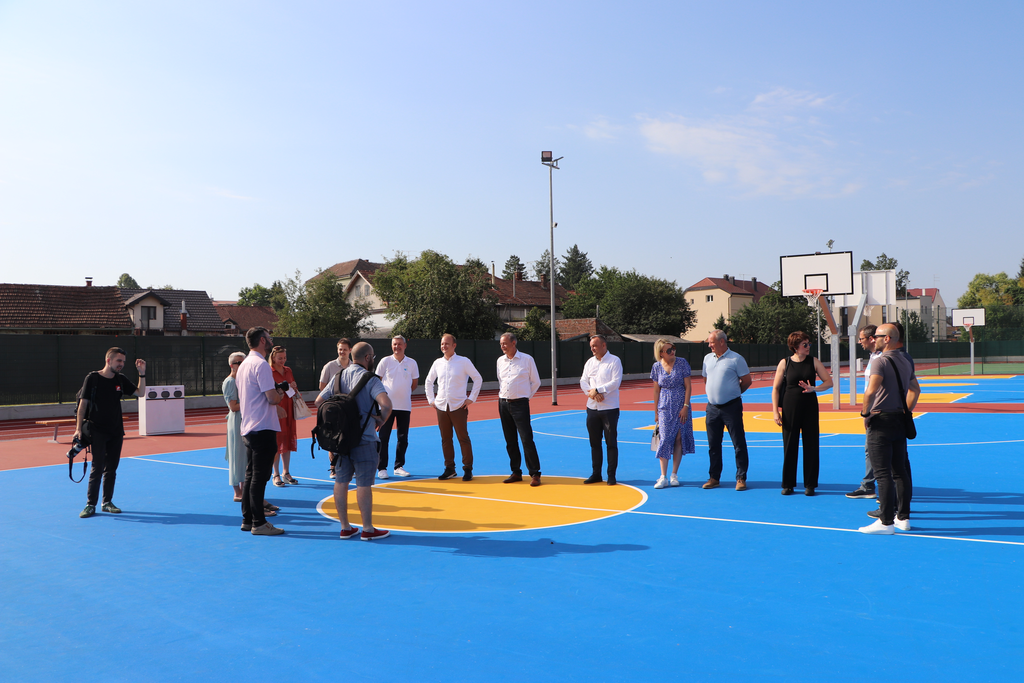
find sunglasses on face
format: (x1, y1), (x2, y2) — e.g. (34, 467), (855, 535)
(663, 347), (675, 354)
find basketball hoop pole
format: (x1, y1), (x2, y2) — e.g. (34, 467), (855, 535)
(966, 324), (975, 376)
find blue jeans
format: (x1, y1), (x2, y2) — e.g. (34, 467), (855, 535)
(705, 398), (749, 481)
(865, 412), (912, 525)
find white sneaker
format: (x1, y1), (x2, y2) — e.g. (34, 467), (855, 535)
(378, 469), (389, 479)
(858, 519), (894, 535)
(654, 476), (667, 489)
(670, 474), (680, 487)
(393, 467), (411, 478)
(895, 517), (911, 531)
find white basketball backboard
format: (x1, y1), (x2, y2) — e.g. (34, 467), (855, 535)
(836, 270), (898, 308)
(951, 308), (986, 327)
(780, 252), (854, 297)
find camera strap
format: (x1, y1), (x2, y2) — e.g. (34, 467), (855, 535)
(68, 446), (89, 483)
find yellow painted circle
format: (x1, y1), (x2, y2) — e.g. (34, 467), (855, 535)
(317, 475), (647, 533)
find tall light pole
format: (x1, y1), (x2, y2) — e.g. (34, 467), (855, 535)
(541, 151), (562, 405)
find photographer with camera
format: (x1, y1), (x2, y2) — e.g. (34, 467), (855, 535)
(237, 327), (286, 536)
(75, 347), (146, 519)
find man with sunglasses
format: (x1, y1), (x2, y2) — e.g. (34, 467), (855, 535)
(847, 324), (883, 500)
(858, 324), (921, 534)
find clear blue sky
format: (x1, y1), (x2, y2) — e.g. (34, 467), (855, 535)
(2, 1), (1021, 304)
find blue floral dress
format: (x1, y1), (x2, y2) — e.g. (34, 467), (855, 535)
(650, 359), (696, 459)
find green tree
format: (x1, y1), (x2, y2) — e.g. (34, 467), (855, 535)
(533, 249), (559, 282)
(273, 270), (372, 338)
(116, 273), (140, 289)
(899, 310), (930, 343)
(558, 244), (593, 290)
(502, 255), (527, 281)
(957, 272), (1015, 308)
(725, 283), (816, 344)
(712, 314), (730, 338)
(238, 281), (288, 312)
(517, 307), (551, 342)
(373, 251), (502, 340)
(860, 253), (910, 296)
(562, 267), (697, 336)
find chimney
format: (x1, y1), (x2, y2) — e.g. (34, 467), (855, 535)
(491, 262), (496, 286)
(723, 273), (729, 281)
(540, 273), (548, 290)
(730, 276), (736, 286)
(85, 277), (93, 287)
(180, 300), (188, 336)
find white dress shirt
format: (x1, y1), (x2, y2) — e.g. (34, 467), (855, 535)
(497, 351), (541, 400)
(425, 353), (482, 411)
(580, 352), (623, 411)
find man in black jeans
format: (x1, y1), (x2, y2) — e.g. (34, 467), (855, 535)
(859, 323), (921, 534)
(497, 332), (543, 487)
(237, 327), (286, 536)
(75, 347), (147, 518)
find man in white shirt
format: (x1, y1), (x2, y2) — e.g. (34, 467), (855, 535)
(424, 334), (482, 481)
(237, 326), (286, 536)
(580, 335), (623, 485)
(375, 335), (419, 479)
(848, 324), (883, 499)
(496, 332), (543, 487)
(319, 337), (353, 390)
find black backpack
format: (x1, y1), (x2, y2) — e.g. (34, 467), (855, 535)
(310, 370), (377, 458)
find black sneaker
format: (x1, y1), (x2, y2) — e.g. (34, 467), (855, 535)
(584, 474), (602, 484)
(867, 508), (882, 519)
(462, 470), (473, 482)
(438, 468), (458, 480)
(846, 486), (876, 499)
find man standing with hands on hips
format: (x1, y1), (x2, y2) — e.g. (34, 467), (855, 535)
(75, 347), (147, 519)
(497, 332), (543, 487)
(580, 335), (623, 485)
(701, 330), (752, 491)
(425, 334), (482, 482)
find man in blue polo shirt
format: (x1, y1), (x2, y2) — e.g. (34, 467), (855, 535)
(702, 330), (753, 491)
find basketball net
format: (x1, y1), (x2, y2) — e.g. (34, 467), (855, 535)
(965, 322), (974, 342)
(802, 288), (824, 308)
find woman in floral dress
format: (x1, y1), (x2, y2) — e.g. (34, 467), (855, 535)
(650, 338), (695, 489)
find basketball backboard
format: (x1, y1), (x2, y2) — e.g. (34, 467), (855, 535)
(835, 270), (898, 307)
(951, 308), (986, 327)
(780, 252), (854, 298)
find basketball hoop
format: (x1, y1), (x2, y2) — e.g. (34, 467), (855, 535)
(964, 322), (974, 342)
(802, 288), (824, 308)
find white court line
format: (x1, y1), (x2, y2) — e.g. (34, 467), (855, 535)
(130, 456), (1024, 547)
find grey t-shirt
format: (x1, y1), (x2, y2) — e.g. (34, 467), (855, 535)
(868, 349), (916, 412)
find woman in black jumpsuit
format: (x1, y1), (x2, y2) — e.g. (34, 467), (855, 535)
(771, 331), (833, 496)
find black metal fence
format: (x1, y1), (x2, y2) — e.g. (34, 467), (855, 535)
(3, 333), (1021, 406)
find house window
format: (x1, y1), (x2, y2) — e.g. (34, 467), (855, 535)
(141, 306), (157, 330)
(705, 295), (713, 303)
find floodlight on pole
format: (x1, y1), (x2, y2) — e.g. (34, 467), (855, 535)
(541, 151), (562, 405)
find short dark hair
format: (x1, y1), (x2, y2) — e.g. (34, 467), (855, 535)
(105, 347), (126, 361)
(893, 321), (905, 343)
(787, 331), (810, 353)
(246, 327), (269, 349)
(860, 324), (877, 339)
(337, 337), (352, 348)
(590, 334), (607, 344)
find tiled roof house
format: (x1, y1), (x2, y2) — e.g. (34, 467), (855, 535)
(683, 274), (775, 341)
(214, 304), (279, 335)
(0, 283), (133, 334)
(119, 288), (224, 336)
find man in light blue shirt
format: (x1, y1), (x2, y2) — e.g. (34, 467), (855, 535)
(701, 330), (752, 490)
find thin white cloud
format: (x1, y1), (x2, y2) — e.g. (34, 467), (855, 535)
(209, 187), (256, 201)
(571, 117), (621, 140)
(750, 87), (835, 111)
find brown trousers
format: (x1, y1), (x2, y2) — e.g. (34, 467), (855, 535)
(436, 405), (474, 471)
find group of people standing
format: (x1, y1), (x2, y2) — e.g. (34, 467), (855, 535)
(74, 324), (920, 541)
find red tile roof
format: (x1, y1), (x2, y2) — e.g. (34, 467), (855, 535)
(684, 277), (774, 303)
(906, 288), (939, 299)
(214, 304), (279, 334)
(318, 259), (385, 281)
(491, 275), (569, 307)
(508, 317), (620, 341)
(0, 284), (133, 331)
(118, 289), (222, 333)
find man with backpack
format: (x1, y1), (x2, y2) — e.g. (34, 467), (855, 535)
(315, 342), (393, 540)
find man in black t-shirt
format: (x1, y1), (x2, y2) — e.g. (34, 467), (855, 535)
(75, 347), (147, 518)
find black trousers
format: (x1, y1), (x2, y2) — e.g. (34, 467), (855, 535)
(866, 412), (912, 525)
(781, 398), (819, 489)
(87, 428), (124, 506)
(242, 429), (277, 526)
(586, 408), (619, 477)
(499, 398), (541, 476)
(377, 410), (411, 470)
